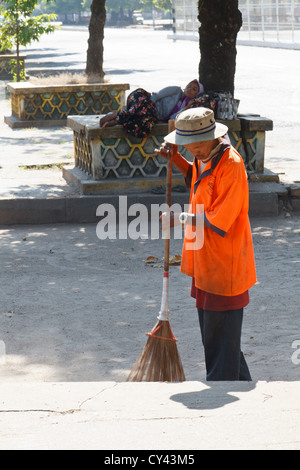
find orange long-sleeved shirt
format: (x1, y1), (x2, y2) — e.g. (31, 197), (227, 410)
(180, 143), (257, 297)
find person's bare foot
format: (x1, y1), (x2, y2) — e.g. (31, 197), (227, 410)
(99, 112), (118, 127)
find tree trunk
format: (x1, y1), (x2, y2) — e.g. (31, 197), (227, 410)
(16, 24), (20, 82)
(198, 0), (242, 96)
(86, 0), (106, 79)
(16, 37), (20, 82)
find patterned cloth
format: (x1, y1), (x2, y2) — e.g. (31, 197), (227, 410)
(117, 88), (159, 138)
(117, 89), (217, 138)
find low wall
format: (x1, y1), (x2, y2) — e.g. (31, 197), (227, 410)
(4, 82), (130, 128)
(65, 114), (274, 195)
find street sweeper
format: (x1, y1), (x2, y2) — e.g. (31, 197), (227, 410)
(156, 107), (257, 381)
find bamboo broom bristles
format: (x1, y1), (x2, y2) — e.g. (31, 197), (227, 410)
(127, 320), (185, 382)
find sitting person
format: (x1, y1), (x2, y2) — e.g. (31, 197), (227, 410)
(99, 79), (206, 138)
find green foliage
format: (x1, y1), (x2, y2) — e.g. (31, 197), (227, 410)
(0, 13), (57, 51)
(0, 0), (58, 80)
(0, 0), (57, 51)
(8, 58), (26, 81)
(1, 0), (39, 11)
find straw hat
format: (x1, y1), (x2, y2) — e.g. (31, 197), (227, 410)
(164, 107), (228, 145)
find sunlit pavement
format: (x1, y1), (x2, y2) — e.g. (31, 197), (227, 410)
(0, 26), (300, 451)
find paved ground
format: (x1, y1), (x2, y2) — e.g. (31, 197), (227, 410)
(0, 217), (299, 450)
(0, 26), (300, 451)
(1, 26), (300, 202)
(0, 381), (299, 450)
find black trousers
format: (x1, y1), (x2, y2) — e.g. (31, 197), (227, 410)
(197, 308), (252, 381)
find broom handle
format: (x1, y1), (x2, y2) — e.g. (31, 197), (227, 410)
(158, 121), (177, 322)
(164, 149), (172, 272)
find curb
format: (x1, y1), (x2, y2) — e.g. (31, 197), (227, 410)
(0, 187), (292, 225)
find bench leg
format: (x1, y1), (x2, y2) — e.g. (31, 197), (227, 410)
(253, 131), (265, 173)
(90, 139), (103, 179)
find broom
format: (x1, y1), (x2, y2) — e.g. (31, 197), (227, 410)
(127, 134), (186, 382)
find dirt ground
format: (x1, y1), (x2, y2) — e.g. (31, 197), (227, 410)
(0, 213), (299, 383)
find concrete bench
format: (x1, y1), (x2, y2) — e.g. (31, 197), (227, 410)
(237, 114), (273, 175)
(65, 114), (273, 195)
(5, 82), (130, 128)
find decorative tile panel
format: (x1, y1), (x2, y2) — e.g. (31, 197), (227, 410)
(68, 115), (273, 183)
(6, 83), (130, 126)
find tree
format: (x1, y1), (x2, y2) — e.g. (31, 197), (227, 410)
(0, 0), (57, 81)
(85, 0), (106, 79)
(198, 0), (242, 96)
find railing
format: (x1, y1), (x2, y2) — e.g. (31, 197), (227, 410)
(170, 0), (300, 48)
(239, 0), (300, 48)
